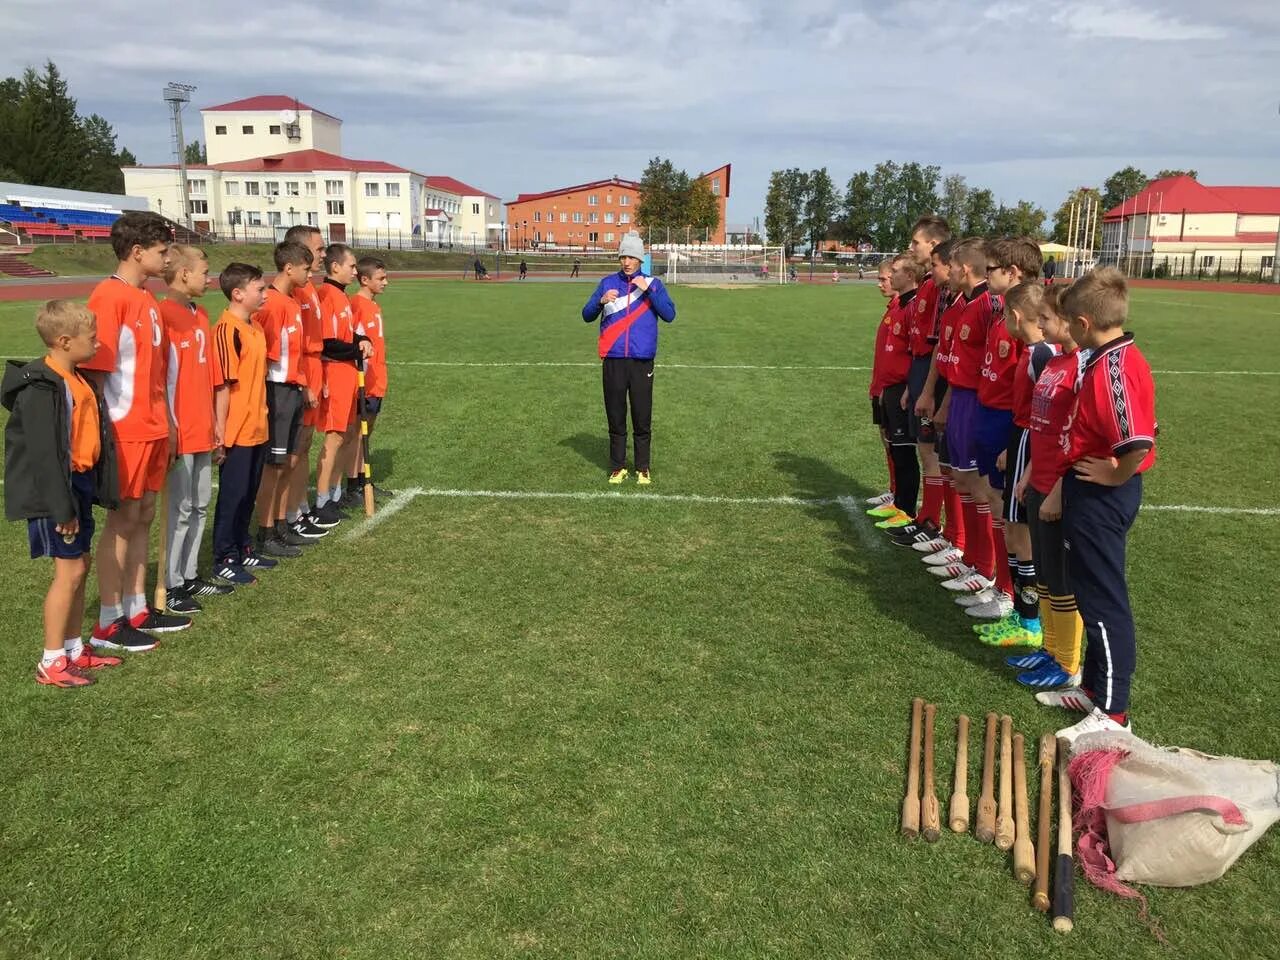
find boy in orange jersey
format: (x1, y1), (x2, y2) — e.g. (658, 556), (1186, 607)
(347, 256), (390, 498)
(158, 245), (232, 614)
(253, 241), (314, 558)
(283, 225), (328, 540)
(312, 244), (372, 526)
(81, 212), (190, 652)
(210, 264), (271, 586)
(4, 301), (123, 686)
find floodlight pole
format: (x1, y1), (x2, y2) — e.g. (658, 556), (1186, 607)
(164, 82), (197, 231)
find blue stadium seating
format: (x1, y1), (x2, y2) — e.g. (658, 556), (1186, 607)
(1, 201), (120, 239)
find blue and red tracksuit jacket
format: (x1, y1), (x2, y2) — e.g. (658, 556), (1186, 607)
(581, 270), (677, 359)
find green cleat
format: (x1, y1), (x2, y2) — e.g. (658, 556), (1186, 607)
(866, 502), (900, 518)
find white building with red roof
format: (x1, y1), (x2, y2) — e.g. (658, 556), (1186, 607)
(1102, 175), (1280, 275)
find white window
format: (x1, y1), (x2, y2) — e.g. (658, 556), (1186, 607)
(269, 124), (281, 135)
(619, 195), (630, 206)
(588, 194), (598, 206)
(712, 179), (720, 196)
(535, 230), (541, 243)
(547, 231), (555, 243)
(588, 212), (598, 224)
(560, 213), (568, 223)
(188, 199), (208, 215)
(365, 183), (380, 197)
(224, 181), (240, 196)
(285, 181), (299, 196)
(214, 125), (227, 135)
(268, 211), (282, 226)
(605, 212), (614, 223)
(244, 181), (260, 196)
(265, 181), (279, 197)
(247, 211), (263, 226)
(187, 179), (207, 195)
(305, 181), (317, 197)
(573, 212), (582, 223)
(325, 179), (344, 196)
(606, 193), (613, 204)
(306, 212), (318, 226)
(588, 231), (599, 243)
(546, 210), (554, 222)
(385, 182), (400, 198)
(534, 211), (541, 222)
(242, 124), (254, 135)
(619, 213), (630, 224)
(605, 232), (614, 242)
(326, 200), (345, 215)
(1201, 256), (1216, 268)
(472, 202), (480, 215)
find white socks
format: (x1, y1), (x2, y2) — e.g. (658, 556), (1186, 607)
(42, 648), (64, 666)
(98, 603), (123, 630)
(65, 637), (84, 661)
(125, 593), (146, 619)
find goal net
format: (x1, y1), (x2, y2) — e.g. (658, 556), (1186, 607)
(659, 246), (787, 284)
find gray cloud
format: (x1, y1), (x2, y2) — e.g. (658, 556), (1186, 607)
(5, 0), (1278, 224)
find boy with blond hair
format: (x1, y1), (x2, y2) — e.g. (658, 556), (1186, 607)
(347, 256), (390, 498)
(4, 301), (124, 685)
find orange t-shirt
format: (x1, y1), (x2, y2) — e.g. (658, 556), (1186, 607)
(294, 280), (325, 395)
(317, 280), (357, 396)
(349, 295), (386, 397)
(213, 311), (267, 447)
(160, 299), (223, 455)
(254, 287), (305, 386)
(81, 276), (168, 442)
(46, 359), (101, 471)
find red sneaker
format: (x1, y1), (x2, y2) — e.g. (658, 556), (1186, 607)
(36, 655), (94, 688)
(70, 648), (123, 670)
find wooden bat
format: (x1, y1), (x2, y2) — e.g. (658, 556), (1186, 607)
(1053, 744), (1075, 933)
(995, 715), (1015, 851)
(152, 477), (170, 613)
(1033, 734), (1056, 912)
(1012, 733), (1035, 884)
(949, 714), (970, 833)
(355, 351), (375, 518)
(921, 703), (941, 842)
(975, 712), (998, 843)
(901, 697), (923, 838)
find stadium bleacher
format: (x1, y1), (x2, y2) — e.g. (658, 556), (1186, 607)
(0, 200), (120, 242)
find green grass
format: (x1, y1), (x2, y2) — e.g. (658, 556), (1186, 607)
(0, 280), (1277, 959)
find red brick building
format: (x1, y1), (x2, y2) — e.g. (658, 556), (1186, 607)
(505, 164), (730, 250)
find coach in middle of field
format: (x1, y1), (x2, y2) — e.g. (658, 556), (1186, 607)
(581, 232), (676, 486)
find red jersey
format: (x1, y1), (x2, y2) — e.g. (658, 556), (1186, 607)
(1029, 350), (1085, 494)
(160, 299), (223, 455)
(878, 289), (914, 388)
(978, 298), (1025, 410)
(254, 287), (305, 385)
(1065, 334), (1157, 472)
(948, 283), (994, 391)
(908, 276), (940, 357)
(1013, 342), (1059, 429)
(870, 296), (897, 397)
(294, 280), (325, 395)
(934, 292), (965, 384)
(81, 276), (168, 442)
(349, 295), (387, 398)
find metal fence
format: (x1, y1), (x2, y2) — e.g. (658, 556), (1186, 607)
(1103, 252), (1278, 284)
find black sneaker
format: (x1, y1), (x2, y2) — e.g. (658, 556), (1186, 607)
(186, 577), (234, 597)
(292, 516), (329, 539)
(312, 503), (343, 527)
(891, 520), (942, 548)
(132, 607), (192, 633)
(241, 548), (279, 569)
(166, 592), (202, 614)
(215, 558), (258, 586)
(260, 536), (302, 559)
(91, 616), (159, 653)
(371, 483), (394, 499)
(275, 522), (313, 547)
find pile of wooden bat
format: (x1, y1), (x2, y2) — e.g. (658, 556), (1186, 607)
(901, 698), (1074, 932)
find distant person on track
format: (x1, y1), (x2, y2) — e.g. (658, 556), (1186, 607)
(570, 257), (581, 278)
(581, 232), (676, 486)
(1043, 256), (1056, 286)
(519, 259), (528, 280)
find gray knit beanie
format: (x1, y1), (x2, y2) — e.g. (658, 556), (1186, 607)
(618, 232), (645, 261)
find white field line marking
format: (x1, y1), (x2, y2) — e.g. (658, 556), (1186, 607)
(413, 487), (840, 507)
(1151, 369), (1280, 376)
(1142, 504), (1280, 516)
(344, 486), (425, 540)
(385, 360), (1275, 376)
(836, 496), (887, 552)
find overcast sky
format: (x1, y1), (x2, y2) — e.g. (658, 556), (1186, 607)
(6, 0), (1279, 226)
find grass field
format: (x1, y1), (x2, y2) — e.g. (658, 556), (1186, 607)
(0, 279), (1277, 959)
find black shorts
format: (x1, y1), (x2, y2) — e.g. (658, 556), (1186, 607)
(1024, 486), (1069, 595)
(870, 395), (883, 427)
(936, 429), (950, 467)
(1003, 425), (1031, 524)
(881, 382), (914, 446)
(917, 378), (948, 446)
(365, 395), (383, 416)
(266, 382), (303, 465)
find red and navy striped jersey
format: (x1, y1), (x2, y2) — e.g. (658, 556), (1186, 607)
(1065, 334), (1157, 472)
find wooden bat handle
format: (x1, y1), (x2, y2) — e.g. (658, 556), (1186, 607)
(975, 712), (998, 843)
(1012, 733), (1035, 884)
(949, 714), (970, 833)
(1053, 743), (1075, 932)
(995, 715), (1015, 851)
(901, 698), (923, 838)
(921, 703), (941, 842)
(1033, 734), (1056, 912)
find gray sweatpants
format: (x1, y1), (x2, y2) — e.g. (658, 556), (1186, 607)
(167, 452), (213, 589)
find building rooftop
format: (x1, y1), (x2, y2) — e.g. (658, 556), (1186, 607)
(1104, 175), (1280, 219)
(202, 95), (340, 123)
(127, 148), (413, 175)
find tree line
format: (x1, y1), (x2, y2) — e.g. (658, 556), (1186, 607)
(635, 157), (721, 242)
(0, 61), (136, 195)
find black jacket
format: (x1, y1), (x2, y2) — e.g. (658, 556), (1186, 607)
(2, 358), (119, 523)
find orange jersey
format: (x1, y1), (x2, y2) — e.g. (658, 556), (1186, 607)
(160, 298), (223, 455)
(349, 295), (386, 397)
(316, 280), (355, 342)
(213, 311), (268, 447)
(45, 359), (101, 471)
(81, 276), (168, 442)
(254, 287), (305, 386)
(294, 280), (325, 396)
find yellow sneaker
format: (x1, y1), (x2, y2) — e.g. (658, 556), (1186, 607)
(608, 468), (629, 484)
(636, 470), (651, 486)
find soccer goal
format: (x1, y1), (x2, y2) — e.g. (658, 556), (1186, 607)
(659, 246), (787, 285)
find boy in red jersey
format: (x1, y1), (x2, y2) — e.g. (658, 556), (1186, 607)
(873, 254), (924, 529)
(284, 225), (328, 540)
(312, 244), (371, 526)
(4, 301), (123, 686)
(253, 241), (313, 558)
(1052, 268), (1157, 743)
(81, 212), (190, 651)
(348, 257), (390, 498)
(864, 259), (898, 514)
(159, 246), (231, 613)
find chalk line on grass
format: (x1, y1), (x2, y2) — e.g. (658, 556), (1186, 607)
(836, 496), (887, 552)
(344, 486), (426, 540)
(385, 359), (1273, 376)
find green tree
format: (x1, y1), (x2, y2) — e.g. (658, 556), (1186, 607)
(835, 170), (873, 247)
(962, 187), (997, 236)
(938, 174), (969, 235)
(991, 200), (1048, 239)
(685, 176), (719, 242)
(764, 168), (808, 254)
(1101, 165), (1148, 212)
(1154, 168), (1197, 180)
(865, 160), (902, 250)
(637, 156), (682, 240)
(184, 140), (206, 165)
(894, 162), (941, 246)
(803, 167), (838, 254)
(80, 113), (126, 193)
(1050, 187), (1103, 248)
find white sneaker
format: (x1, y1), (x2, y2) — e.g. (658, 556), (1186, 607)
(1035, 686), (1094, 713)
(956, 587), (999, 607)
(924, 547), (964, 565)
(964, 594), (1014, 619)
(941, 570), (994, 593)
(865, 492), (893, 506)
(912, 536), (951, 554)
(1057, 707), (1132, 746)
